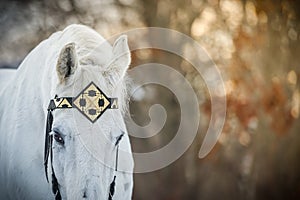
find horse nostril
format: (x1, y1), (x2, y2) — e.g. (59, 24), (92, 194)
(83, 190), (87, 198)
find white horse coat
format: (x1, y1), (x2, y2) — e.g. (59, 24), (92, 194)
(0, 24), (133, 200)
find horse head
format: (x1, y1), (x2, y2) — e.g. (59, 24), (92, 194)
(44, 31), (133, 200)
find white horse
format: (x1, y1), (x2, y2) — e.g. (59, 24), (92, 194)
(0, 24), (134, 200)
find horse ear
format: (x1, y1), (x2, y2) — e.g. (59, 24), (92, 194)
(108, 35), (131, 83)
(56, 43), (78, 83)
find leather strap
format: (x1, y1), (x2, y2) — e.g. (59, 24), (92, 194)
(108, 133), (124, 200)
(44, 109), (62, 200)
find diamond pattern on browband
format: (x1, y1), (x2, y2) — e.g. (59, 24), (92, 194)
(47, 82), (118, 123)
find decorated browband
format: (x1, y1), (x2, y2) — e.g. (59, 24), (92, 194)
(47, 82), (118, 123)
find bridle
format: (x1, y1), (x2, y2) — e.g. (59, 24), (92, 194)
(44, 82), (122, 200)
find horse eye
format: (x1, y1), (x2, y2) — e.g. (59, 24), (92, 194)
(53, 132), (64, 145)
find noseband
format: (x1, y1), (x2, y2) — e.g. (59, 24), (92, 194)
(44, 82), (122, 200)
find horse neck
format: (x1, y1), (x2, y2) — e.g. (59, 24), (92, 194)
(2, 39), (55, 135)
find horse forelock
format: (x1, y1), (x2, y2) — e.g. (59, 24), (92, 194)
(46, 24), (131, 115)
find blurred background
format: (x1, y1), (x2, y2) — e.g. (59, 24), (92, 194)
(1, 0), (300, 199)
